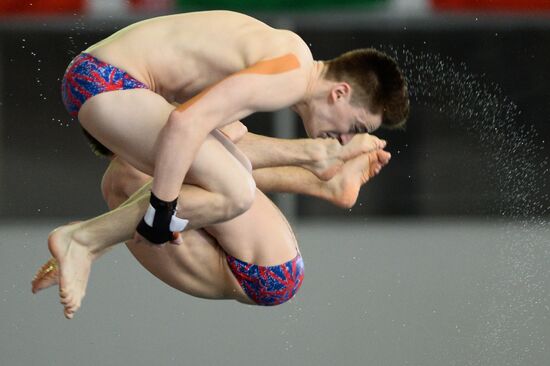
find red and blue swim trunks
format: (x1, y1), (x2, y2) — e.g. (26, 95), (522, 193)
(61, 53), (148, 118)
(226, 252), (304, 306)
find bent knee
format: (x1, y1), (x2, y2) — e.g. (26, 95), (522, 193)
(225, 177), (256, 217)
(219, 121), (248, 143)
(210, 128), (252, 173)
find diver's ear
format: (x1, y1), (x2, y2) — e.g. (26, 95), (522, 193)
(330, 82), (351, 102)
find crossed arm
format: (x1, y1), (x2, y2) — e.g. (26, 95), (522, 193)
(151, 54), (309, 202)
(143, 52), (390, 245)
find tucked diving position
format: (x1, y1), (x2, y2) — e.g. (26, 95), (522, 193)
(50, 10), (408, 318)
(33, 125), (392, 317)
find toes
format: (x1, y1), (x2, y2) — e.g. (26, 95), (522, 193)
(60, 291), (71, 302)
(64, 302), (78, 319)
(59, 289), (71, 303)
(66, 304), (78, 316)
(64, 303), (74, 318)
(377, 150), (391, 164)
(63, 289), (85, 319)
(61, 296), (72, 307)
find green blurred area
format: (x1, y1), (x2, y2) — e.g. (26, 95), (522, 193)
(176, 0), (387, 11)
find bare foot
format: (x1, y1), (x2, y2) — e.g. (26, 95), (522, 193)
(339, 134), (387, 161)
(305, 134), (387, 181)
(306, 160), (344, 182)
(302, 140), (345, 181)
(31, 258), (59, 294)
(32, 221), (85, 294)
(325, 150), (391, 208)
(47, 223), (94, 319)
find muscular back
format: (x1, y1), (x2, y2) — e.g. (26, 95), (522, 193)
(85, 11), (313, 104)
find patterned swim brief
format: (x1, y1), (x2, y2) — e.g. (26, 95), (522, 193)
(61, 53), (149, 118)
(226, 252), (304, 306)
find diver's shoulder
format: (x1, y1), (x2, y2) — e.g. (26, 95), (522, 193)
(274, 29), (313, 62)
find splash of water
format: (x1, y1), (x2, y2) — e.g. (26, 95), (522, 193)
(389, 46), (548, 219)
(383, 46), (550, 366)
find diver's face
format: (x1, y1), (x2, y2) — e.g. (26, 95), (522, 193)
(303, 92), (383, 145)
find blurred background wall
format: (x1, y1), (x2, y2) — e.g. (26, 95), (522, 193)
(0, 0), (548, 219)
(1, 3), (549, 366)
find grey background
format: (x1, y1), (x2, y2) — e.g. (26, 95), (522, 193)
(1, 9), (549, 366)
(2, 220), (549, 366)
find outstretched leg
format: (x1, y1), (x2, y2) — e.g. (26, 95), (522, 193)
(234, 131), (387, 179)
(252, 149), (391, 208)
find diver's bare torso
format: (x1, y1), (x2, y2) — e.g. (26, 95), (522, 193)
(85, 11), (314, 104)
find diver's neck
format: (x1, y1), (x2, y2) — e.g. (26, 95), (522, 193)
(305, 60), (327, 101)
(291, 60), (327, 118)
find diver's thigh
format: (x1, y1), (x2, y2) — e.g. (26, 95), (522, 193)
(81, 90), (253, 195)
(78, 89), (174, 175)
(186, 133), (255, 195)
(210, 128), (252, 173)
(124, 229), (251, 303)
(204, 189), (299, 266)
